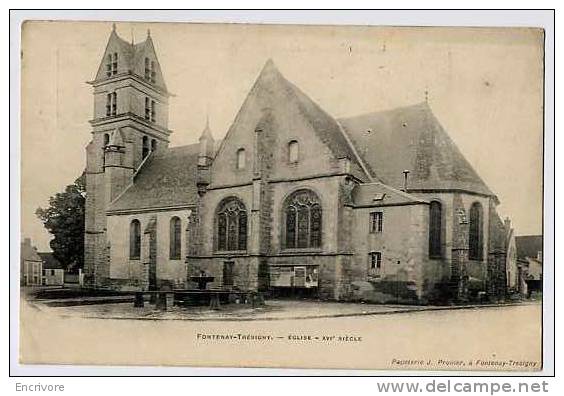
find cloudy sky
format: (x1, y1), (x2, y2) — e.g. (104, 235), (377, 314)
(21, 21), (543, 251)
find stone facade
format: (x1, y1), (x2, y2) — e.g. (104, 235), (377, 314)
(83, 28), (512, 303)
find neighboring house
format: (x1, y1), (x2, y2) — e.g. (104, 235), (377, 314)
(38, 252), (65, 286)
(20, 238), (43, 286)
(82, 27), (515, 303)
(516, 235), (543, 295)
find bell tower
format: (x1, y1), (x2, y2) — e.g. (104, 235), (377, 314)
(83, 25), (172, 287)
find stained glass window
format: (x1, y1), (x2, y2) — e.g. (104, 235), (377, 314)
(238, 211), (247, 251)
(283, 190), (322, 249)
(310, 204), (322, 248)
(216, 198), (247, 251)
(217, 213), (227, 251)
(286, 207), (296, 248)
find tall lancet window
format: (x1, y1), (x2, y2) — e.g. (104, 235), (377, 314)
(112, 52), (118, 75)
(429, 201), (443, 258)
(106, 54), (112, 77)
(145, 97), (151, 120)
(169, 217), (182, 260)
(469, 202), (484, 261)
(283, 189), (322, 249)
(216, 197), (247, 252)
(144, 57), (150, 80)
(106, 93), (112, 116)
(106, 92), (117, 116)
(111, 92), (117, 116)
(142, 136), (150, 159)
(129, 219), (141, 260)
(150, 61), (156, 83)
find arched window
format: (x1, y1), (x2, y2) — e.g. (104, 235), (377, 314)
(469, 202), (483, 260)
(150, 61), (156, 83)
(150, 100), (156, 122)
(169, 217), (182, 260)
(144, 97), (150, 120)
(151, 139), (157, 152)
(236, 148), (246, 169)
(216, 197), (247, 251)
(429, 201), (442, 258)
(283, 189), (322, 249)
(103, 133), (110, 147)
(142, 136), (149, 159)
(112, 52), (118, 75)
(106, 54), (112, 77)
(288, 140), (299, 163)
(144, 57), (150, 80)
(106, 93), (112, 116)
(111, 92), (117, 116)
(129, 219), (141, 259)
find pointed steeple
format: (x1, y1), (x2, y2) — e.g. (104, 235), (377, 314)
(255, 58), (283, 83)
(198, 117), (215, 167)
(199, 114), (213, 141)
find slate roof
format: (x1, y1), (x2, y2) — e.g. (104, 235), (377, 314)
(338, 102), (495, 197)
(214, 60), (372, 182)
(38, 252), (64, 270)
(108, 144), (200, 212)
(515, 235), (543, 260)
(351, 182), (429, 207)
(95, 30), (168, 92)
(277, 66), (374, 180)
(107, 61), (495, 212)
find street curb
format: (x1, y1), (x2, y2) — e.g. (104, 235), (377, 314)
(66, 301), (540, 323)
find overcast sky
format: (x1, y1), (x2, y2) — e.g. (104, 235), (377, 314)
(21, 21), (544, 251)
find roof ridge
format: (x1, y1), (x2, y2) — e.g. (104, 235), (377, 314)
(337, 101), (429, 121)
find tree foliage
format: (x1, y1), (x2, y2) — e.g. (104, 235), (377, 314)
(36, 174), (86, 271)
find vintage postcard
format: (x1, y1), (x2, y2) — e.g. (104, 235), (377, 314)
(18, 20), (545, 371)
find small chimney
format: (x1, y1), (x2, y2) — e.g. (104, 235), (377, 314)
(402, 170), (410, 192)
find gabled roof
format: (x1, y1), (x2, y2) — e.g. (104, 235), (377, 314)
(515, 235), (543, 260)
(108, 144), (200, 212)
(94, 29), (168, 92)
(214, 60), (373, 182)
(38, 252), (64, 270)
(107, 61), (496, 213)
(338, 102), (495, 197)
(351, 182), (429, 207)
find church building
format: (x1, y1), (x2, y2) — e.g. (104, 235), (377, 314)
(83, 27), (512, 303)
